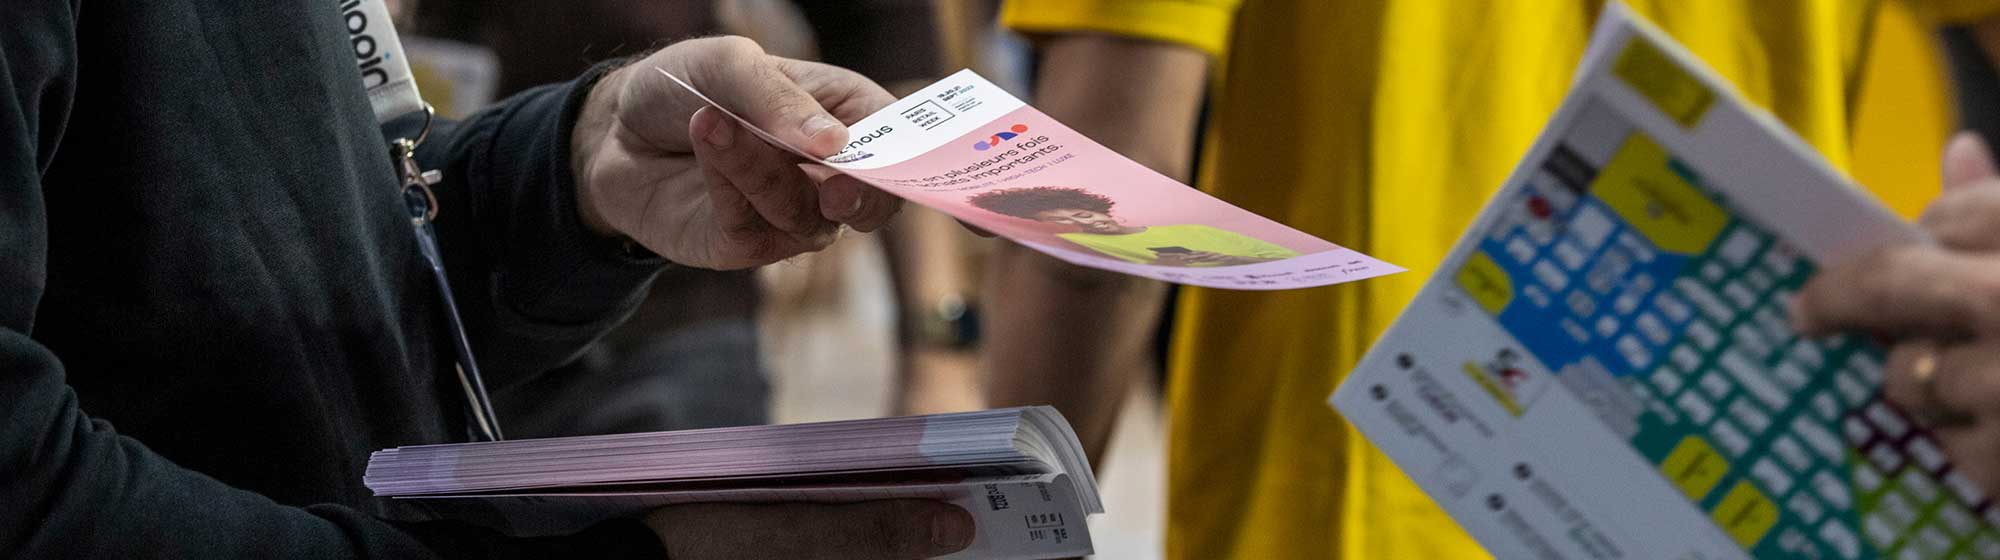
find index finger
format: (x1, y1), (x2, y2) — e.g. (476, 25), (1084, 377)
(1794, 245), (2000, 338)
(677, 37), (851, 157)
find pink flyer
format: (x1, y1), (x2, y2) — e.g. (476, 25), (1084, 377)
(667, 69), (1402, 290)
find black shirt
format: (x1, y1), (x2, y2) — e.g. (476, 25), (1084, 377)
(3, 1), (665, 556)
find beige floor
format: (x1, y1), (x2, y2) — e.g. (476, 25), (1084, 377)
(761, 234), (1166, 559)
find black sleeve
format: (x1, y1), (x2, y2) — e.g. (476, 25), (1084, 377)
(794, 0), (945, 84)
(411, 60), (666, 392)
(0, 5), (662, 557)
(1946, 26), (2000, 145)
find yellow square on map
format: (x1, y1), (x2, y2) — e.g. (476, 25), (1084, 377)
(1455, 251), (1514, 315)
(1710, 481), (1778, 549)
(1659, 435), (1727, 501)
(1615, 39), (1714, 128)
(1590, 135), (1727, 255)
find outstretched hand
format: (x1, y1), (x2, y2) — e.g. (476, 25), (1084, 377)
(569, 36), (904, 270)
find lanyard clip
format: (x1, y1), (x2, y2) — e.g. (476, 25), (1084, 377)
(385, 103), (506, 442)
(392, 104), (442, 225)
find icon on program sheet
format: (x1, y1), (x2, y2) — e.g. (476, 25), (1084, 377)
(1462, 348), (1544, 417)
(1494, 349), (1530, 391)
(1526, 195), (1555, 221)
(1433, 454), (1479, 499)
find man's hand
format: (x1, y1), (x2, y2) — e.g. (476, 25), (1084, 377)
(643, 499), (975, 560)
(1795, 133), (2000, 490)
(569, 36), (904, 270)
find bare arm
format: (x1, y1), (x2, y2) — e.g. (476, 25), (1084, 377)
(982, 34), (1210, 465)
(886, 207), (987, 416)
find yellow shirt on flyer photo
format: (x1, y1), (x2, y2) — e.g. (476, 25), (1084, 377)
(1058, 224), (1302, 266)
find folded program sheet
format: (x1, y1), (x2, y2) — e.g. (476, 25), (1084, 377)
(1334, 4), (1997, 559)
(664, 68), (1402, 290)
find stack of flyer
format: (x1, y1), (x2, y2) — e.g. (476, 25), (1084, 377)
(366, 407), (1100, 559)
(1335, 4), (1999, 559)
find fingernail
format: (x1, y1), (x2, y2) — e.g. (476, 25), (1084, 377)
(930, 510), (974, 550)
(1944, 132), (1998, 188)
(848, 192), (865, 215)
(799, 114), (840, 142)
(706, 117), (735, 148)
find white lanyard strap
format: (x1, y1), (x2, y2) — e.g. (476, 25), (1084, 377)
(340, 0), (426, 123)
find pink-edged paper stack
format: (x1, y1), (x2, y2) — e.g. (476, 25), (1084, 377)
(366, 406), (1101, 559)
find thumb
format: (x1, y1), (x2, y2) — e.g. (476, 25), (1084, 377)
(1943, 132), (1998, 191)
(646, 499), (976, 560)
(683, 36), (848, 158)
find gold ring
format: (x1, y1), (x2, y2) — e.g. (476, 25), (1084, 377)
(1912, 347), (1939, 386)
(1908, 342), (1974, 428)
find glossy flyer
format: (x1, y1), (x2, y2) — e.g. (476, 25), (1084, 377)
(665, 68), (1402, 290)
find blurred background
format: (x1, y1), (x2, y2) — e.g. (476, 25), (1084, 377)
(378, 1), (2000, 558)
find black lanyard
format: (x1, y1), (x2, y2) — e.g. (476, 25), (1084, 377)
(389, 105), (504, 443)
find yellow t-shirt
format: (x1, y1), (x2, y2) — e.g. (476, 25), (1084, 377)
(1057, 224), (1301, 265)
(1004, 1), (2000, 558)
(1001, 0), (1240, 58)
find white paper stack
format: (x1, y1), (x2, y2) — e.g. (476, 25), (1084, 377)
(366, 406), (1101, 559)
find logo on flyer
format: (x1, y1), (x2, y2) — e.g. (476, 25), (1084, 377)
(830, 125), (893, 163)
(973, 124), (1029, 151)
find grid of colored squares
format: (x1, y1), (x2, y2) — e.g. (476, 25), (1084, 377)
(1478, 170), (2000, 558)
(1616, 219), (2000, 559)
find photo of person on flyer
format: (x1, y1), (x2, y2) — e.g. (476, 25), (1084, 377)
(968, 186), (1302, 267)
